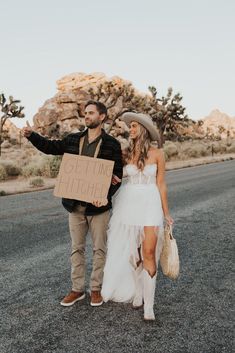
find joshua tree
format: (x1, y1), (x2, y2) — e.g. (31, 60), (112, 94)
(88, 81), (152, 133)
(148, 86), (188, 145)
(88, 81), (188, 146)
(0, 93), (25, 155)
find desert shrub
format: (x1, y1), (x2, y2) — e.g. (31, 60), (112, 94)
(1, 140), (11, 148)
(21, 163), (44, 177)
(17, 149), (43, 168)
(226, 143), (235, 153)
(29, 177), (45, 187)
(193, 142), (209, 157)
(21, 155), (62, 178)
(163, 141), (178, 160)
(0, 190), (6, 196)
(0, 165), (7, 180)
(179, 141), (209, 159)
(220, 143), (227, 153)
(42, 156), (62, 178)
(18, 152), (31, 166)
(185, 147), (200, 158)
(9, 138), (19, 145)
(163, 150), (169, 161)
(211, 142), (227, 154)
(0, 160), (22, 176)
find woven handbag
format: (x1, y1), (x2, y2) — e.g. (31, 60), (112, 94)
(160, 223), (179, 280)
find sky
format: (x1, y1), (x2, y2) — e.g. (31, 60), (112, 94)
(0, 0), (234, 128)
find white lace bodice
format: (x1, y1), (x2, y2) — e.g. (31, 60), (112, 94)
(124, 164), (157, 185)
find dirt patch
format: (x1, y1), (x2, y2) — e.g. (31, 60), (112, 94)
(0, 177), (56, 195)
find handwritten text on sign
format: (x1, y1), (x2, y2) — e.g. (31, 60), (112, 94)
(54, 154), (114, 203)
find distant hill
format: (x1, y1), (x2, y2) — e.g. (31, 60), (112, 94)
(201, 109), (235, 138)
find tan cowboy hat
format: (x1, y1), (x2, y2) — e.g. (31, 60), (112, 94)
(120, 112), (160, 142)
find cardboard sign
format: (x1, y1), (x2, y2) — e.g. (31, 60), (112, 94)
(53, 153), (114, 204)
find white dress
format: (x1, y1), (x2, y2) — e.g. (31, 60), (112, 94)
(101, 164), (164, 303)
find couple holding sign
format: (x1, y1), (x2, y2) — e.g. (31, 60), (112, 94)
(23, 100), (173, 321)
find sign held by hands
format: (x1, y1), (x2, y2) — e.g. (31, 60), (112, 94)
(54, 154), (114, 204)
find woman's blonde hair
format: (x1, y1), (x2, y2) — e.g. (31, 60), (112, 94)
(125, 123), (152, 170)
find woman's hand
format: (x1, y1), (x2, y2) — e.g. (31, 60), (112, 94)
(111, 174), (121, 185)
(164, 214), (174, 225)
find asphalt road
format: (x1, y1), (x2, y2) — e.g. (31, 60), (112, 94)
(0, 160), (234, 353)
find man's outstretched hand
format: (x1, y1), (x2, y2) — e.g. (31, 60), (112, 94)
(92, 199), (108, 207)
(22, 121), (33, 138)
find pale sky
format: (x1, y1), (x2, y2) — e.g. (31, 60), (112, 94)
(0, 0), (234, 128)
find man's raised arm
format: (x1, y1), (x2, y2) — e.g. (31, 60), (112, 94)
(22, 121), (66, 155)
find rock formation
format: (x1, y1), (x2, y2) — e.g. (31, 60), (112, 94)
(201, 109), (235, 139)
(4, 74), (235, 148)
(2, 120), (21, 145)
(32, 72), (141, 139)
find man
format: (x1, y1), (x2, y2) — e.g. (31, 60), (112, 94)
(22, 100), (123, 307)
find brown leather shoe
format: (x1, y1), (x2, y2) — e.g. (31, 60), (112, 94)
(60, 291), (85, 307)
(90, 290), (103, 306)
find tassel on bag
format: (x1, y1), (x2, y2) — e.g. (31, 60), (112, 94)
(160, 223), (179, 280)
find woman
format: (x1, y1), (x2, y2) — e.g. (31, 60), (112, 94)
(101, 112), (174, 320)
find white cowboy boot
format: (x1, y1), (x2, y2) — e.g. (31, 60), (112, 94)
(143, 269), (156, 321)
(132, 264), (143, 308)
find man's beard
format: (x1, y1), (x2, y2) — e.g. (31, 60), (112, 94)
(85, 120), (101, 129)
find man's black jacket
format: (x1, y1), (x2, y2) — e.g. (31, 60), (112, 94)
(27, 128), (123, 215)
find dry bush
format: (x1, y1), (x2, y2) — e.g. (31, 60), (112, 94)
(211, 141), (227, 154)
(220, 142), (228, 153)
(0, 164), (7, 180)
(163, 141), (179, 160)
(178, 139), (235, 159)
(21, 155), (46, 177)
(21, 164), (43, 177)
(17, 150), (43, 167)
(30, 155), (62, 178)
(178, 141), (210, 160)
(24, 143), (36, 149)
(0, 160), (21, 176)
(29, 177), (45, 187)
(1, 140), (12, 148)
(21, 155), (61, 178)
(226, 141), (235, 153)
(18, 151), (32, 166)
(19, 149), (40, 167)
(41, 155), (62, 178)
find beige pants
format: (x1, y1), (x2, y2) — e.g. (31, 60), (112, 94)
(68, 205), (110, 292)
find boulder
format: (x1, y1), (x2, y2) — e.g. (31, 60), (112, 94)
(32, 72), (143, 137)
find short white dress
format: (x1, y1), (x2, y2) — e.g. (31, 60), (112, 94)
(101, 164), (164, 303)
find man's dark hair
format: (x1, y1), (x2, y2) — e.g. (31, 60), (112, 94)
(85, 100), (107, 119)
